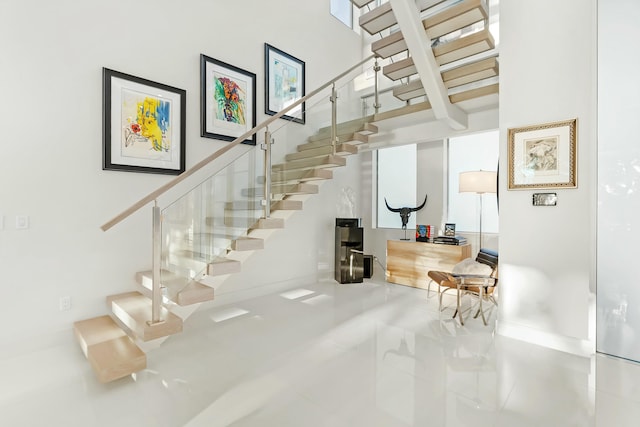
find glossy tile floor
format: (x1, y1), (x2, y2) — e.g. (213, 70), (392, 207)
(2, 274), (640, 426)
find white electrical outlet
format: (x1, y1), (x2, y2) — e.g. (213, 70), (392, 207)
(59, 296), (71, 311)
(16, 215), (29, 229)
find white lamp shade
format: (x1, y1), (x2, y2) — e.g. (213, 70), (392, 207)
(459, 170), (497, 194)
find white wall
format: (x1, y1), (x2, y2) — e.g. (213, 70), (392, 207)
(0, 0), (362, 351)
(597, 0), (640, 362)
(416, 141), (445, 231)
(498, 0), (597, 355)
(363, 106), (499, 268)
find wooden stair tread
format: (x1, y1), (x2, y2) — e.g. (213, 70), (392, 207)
(271, 168), (333, 184)
(314, 120), (377, 138)
(299, 133), (368, 150)
(286, 144), (357, 161)
(252, 217), (285, 230)
(176, 280), (215, 305)
(371, 0), (488, 59)
(224, 199), (305, 210)
(372, 82), (499, 124)
(449, 82), (498, 104)
(272, 199), (304, 211)
(442, 56), (499, 88)
(241, 183), (319, 197)
(371, 31), (406, 59)
(272, 155), (346, 172)
(423, 0), (488, 40)
(74, 315), (146, 383)
(136, 270), (214, 306)
(232, 236), (265, 251)
(392, 64), (498, 102)
(433, 29), (495, 66)
(107, 291), (183, 342)
(207, 257), (241, 276)
(384, 51), (498, 83)
(359, 0), (446, 35)
(273, 183), (319, 195)
(386, 50), (498, 101)
(383, 57), (417, 81)
(89, 336), (147, 383)
(74, 315), (126, 356)
(393, 79), (427, 101)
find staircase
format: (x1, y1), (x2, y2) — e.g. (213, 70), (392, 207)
(358, 0), (498, 133)
(73, 0), (499, 383)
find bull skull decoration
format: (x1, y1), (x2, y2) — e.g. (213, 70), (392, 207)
(385, 194), (428, 240)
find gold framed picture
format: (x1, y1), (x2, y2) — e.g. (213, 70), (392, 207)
(507, 118), (577, 189)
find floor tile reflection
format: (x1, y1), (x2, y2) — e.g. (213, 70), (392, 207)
(1, 275), (640, 426)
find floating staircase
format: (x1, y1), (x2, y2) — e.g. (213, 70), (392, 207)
(75, 0), (499, 383)
(73, 116), (379, 383)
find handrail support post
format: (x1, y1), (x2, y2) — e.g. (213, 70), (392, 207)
(261, 128), (273, 219)
(330, 83), (338, 155)
(373, 59), (381, 113)
(151, 202), (162, 324)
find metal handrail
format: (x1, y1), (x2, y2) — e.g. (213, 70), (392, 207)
(100, 54), (376, 231)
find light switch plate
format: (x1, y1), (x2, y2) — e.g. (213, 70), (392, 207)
(15, 215), (29, 229)
(532, 193), (557, 206)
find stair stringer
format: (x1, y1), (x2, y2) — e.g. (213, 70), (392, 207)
(363, 0), (499, 129)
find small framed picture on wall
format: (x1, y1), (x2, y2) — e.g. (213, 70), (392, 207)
(444, 223), (456, 237)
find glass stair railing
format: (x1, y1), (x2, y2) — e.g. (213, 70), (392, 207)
(101, 54), (388, 328)
(78, 0), (502, 385)
(101, 0), (502, 331)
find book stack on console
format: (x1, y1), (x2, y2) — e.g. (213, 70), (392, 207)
(433, 235), (468, 245)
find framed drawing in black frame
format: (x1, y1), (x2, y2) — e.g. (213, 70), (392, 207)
(103, 68), (186, 175)
(200, 54), (256, 145)
(264, 43), (305, 124)
(444, 223), (456, 237)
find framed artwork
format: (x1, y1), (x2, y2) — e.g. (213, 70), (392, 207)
(508, 118), (577, 189)
(103, 68), (186, 175)
(264, 43), (305, 124)
(200, 54), (256, 145)
(444, 223), (456, 237)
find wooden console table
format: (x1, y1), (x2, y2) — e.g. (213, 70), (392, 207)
(386, 240), (471, 289)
